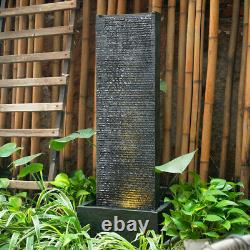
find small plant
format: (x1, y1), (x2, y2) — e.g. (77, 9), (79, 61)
(162, 173), (250, 240)
(50, 170), (96, 209)
(93, 230), (165, 250)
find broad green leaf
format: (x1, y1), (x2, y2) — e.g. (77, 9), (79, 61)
(228, 192), (244, 199)
(0, 143), (22, 157)
(164, 197), (171, 203)
(228, 208), (249, 218)
(239, 199), (250, 207)
(160, 79), (167, 93)
(70, 170), (85, 182)
(172, 217), (188, 231)
(189, 172), (201, 188)
(18, 163), (43, 178)
(203, 232), (220, 238)
(204, 215), (223, 222)
(222, 184), (233, 191)
(49, 132), (79, 151)
(13, 153), (42, 167)
(162, 226), (178, 237)
(236, 181), (244, 188)
(204, 195), (217, 202)
(155, 150), (197, 174)
(50, 173), (70, 188)
(0, 178), (9, 189)
(210, 178), (226, 185)
(204, 189), (228, 197)
(181, 209), (193, 216)
(230, 217), (248, 224)
(216, 200), (238, 208)
(192, 221), (207, 230)
(78, 128), (96, 139)
(8, 196), (22, 210)
(169, 184), (180, 195)
(162, 213), (172, 227)
(50, 129), (95, 151)
(222, 220), (231, 231)
(15, 192), (27, 198)
(76, 190), (90, 198)
(0, 244), (9, 250)
(210, 178), (226, 189)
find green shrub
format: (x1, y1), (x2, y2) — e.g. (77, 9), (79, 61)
(162, 173), (250, 240)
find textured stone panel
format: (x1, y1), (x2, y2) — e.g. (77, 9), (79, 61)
(96, 13), (160, 210)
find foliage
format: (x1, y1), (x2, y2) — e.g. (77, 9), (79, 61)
(162, 173), (250, 240)
(49, 128), (96, 151)
(0, 186), (165, 249)
(50, 170), (96, 209)
(93, 231), (165, 250)
(155, 150), (196, 174)
(0, 188), (91, 249)
(0, 143), (22, 158)
(160, 79), (167, 93)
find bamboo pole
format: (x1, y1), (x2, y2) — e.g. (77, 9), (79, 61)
(51, 0), (62, 128)
(200, 0), (219, 182)
(188, 0), (205, 182)
(117, 0), (126, 14)
(175, 0), (188, 157)
(92, 1), (107, 175)
(108, 0), (116, 15)
(240, 1), (250, 197)
(77, 0), (90, 170)
(21, 0), (35, 158)
(195, 0), (206, 170)
(148, 0), (152, 12)
(152, 0), (162, 13)
(162, 0), (176, 163)
(13, 0), (29, 167)
(219, 0), (240, 178)
(11, 0), (20, 138)
(31, 0), (44, 157)
(235, 0), (249, 179)
(180, 0), (196, 181)
(63, 9), (73, 173)
(97, 0), (107, 14)
(0, 0), (12, 147)
(195, 0), (206, 152)
(133, 0), (140, 13)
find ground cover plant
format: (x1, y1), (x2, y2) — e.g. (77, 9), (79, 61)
(162, 173), (250, 240)
(0, 130), (249, 249)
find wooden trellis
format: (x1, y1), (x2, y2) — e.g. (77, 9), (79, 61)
(0, 0), (77, 189)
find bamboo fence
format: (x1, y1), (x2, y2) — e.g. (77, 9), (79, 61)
(0, 0), (249, 194)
